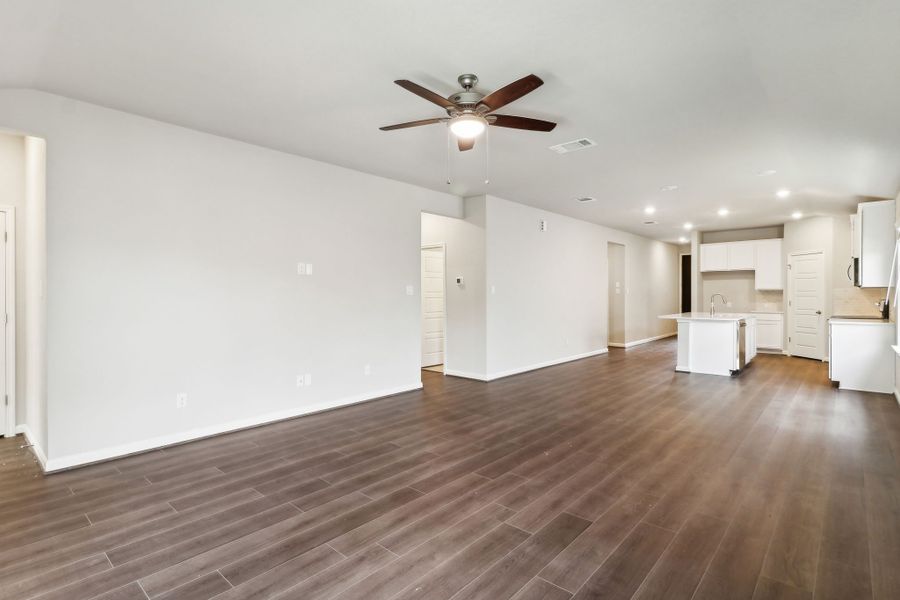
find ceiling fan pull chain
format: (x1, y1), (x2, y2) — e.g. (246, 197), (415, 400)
(446, 126), (452, 185)
(484, 125), (490, 185)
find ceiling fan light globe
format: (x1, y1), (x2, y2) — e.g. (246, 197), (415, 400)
(449, 115), (487, 139)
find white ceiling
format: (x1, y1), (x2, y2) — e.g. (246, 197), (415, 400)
(3, 0), (900, 241)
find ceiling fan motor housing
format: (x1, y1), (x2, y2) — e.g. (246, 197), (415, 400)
(449, 90), (484, 108)
(449, 74), (484, 111)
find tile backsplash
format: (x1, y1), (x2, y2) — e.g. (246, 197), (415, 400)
(832, 287), (887, 317)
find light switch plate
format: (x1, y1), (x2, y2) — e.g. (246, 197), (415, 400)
(406, 285), (414, 296)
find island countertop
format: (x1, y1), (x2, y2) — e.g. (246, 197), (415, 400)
(658, 312), (755, 322)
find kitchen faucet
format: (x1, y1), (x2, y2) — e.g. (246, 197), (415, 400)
(710, 293), (728, 316)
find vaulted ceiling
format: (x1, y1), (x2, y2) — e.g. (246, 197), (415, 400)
(3, 0), (900, 240)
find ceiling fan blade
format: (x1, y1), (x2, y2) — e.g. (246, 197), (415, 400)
(490, 114), (557, 132)
(457, 137), (475, 152)
(394, 80), (459, 110)
(379, 118), (446, 131)
(478, 74), (544, 112)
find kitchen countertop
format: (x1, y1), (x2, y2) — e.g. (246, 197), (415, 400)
(829, 317), (891, 325)
(659, 312), (753, 322)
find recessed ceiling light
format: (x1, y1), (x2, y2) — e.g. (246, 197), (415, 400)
(776, 189), (791, 199)
(644, 206), (656, 215)
(678, 236), (688, 243)
(792, 211), (803, 219)
(757, 169), (777, 177)
(718, 208), (729, 216)
(683, 222), (693, 230)
(576, 196), (597, 203)
(660, 185), (679, 192)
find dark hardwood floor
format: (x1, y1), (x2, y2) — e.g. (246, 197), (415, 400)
(1, 340), (898, 600)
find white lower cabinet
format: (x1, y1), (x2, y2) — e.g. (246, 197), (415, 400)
(754, 313), (783, 351)
(829, 319), (894, 393)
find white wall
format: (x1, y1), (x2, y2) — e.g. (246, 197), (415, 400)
(421, 202), (487, 379)
(0, 89), (462, 469)
(485, 196), (609, 376)
(608, 243), (625, 344)
(24, 136), (47, 456)
(483, 195), (678, 377)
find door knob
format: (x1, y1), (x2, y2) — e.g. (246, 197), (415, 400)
(815, 310), (822, 315)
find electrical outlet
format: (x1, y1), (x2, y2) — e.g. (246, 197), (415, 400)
(364, 364), (371, 376)
(297, 262), (306, 275)
(406, 285), (414, 296)
(176, 393), (188, 409)
(296, 375), (305, 388)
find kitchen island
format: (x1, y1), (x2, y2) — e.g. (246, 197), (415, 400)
(659, 313), (757, 376)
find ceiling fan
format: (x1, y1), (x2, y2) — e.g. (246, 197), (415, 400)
(379, 74), (557, 151)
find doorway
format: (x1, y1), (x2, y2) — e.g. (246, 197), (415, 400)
(608, 242), (626, 347)
(0, 208), (13, 437)
(680, 253), (691, 312)
(421, 244), (446, 371)
(787, 250), (826, 360)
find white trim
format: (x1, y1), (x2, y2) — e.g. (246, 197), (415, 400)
(446, 348), (612, 382)
(42, 382), (422, 473)
(443, 369), (489, 381)
(485, 348), (609, 381)
(608, 332), (677, 349)
(15, 423), (46, 470)
(0, 206), (15, 438)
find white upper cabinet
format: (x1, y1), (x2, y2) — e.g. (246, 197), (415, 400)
(857, 199), (895, 288)
(755, 239), (783, 290)
(700, 243), (728, 272)
(727, 241), (756, 270)
(699, 238), (784, 290)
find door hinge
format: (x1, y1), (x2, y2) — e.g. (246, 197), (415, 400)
(4, 395), (7, 406)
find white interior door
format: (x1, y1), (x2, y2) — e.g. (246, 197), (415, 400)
(788, 251), (825, 360)
(421, 246), (445, 367)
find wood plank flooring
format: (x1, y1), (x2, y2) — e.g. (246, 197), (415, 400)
(1, 339), (898, 600)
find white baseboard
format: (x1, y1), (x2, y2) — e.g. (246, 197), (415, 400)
(443, 369), (489, 381)
(42, 382), (422, 473)
(609, 332), (676, 349)
(15, 424), (47, 471)
(485, 348), (609, 381)
(445, 349), (610, 382)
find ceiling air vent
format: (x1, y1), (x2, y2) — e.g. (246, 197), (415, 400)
(576, 196), (597, 203)
(643, 220), (658, 225)
(549, 138), (597, 154)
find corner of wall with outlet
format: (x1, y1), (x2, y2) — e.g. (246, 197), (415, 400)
(0, 89), (447, 470)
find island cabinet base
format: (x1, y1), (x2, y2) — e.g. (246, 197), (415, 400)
(669, 316), (757, 376)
